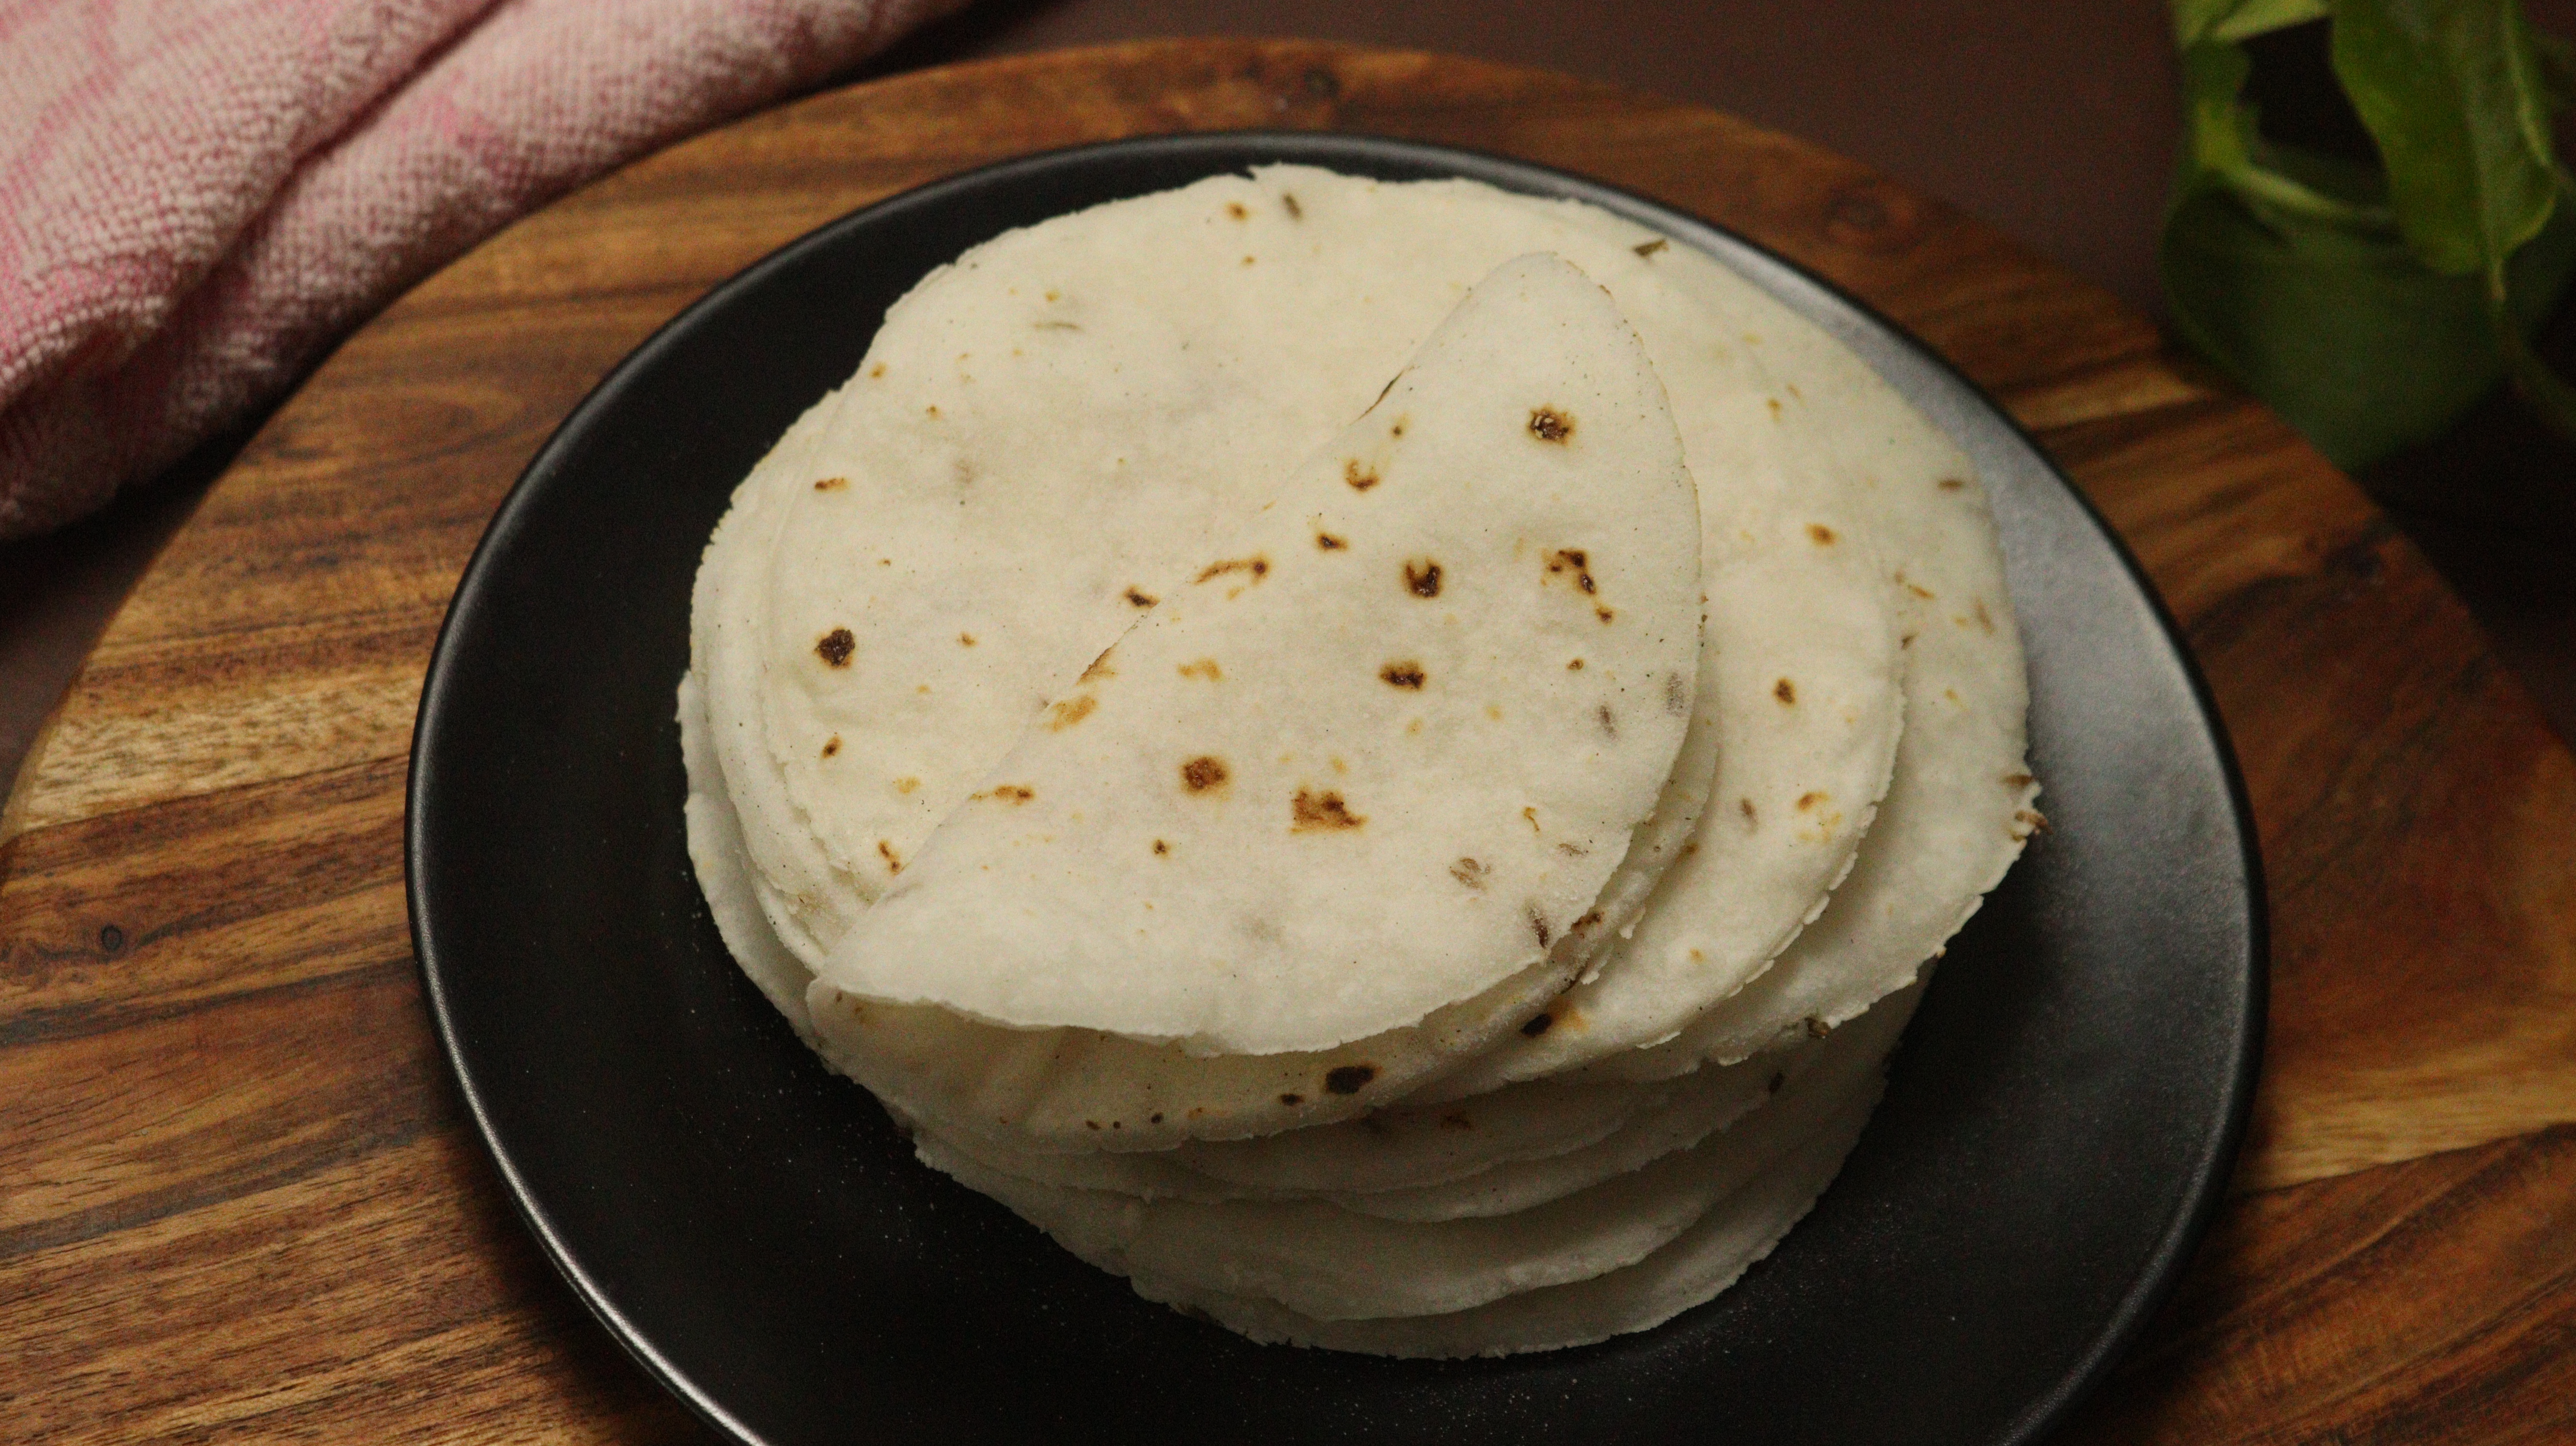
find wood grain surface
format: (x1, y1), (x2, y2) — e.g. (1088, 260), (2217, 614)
(3, 39), (2572, 1445)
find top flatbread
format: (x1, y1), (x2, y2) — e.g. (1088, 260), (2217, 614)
(808, 254), (1703, 1053)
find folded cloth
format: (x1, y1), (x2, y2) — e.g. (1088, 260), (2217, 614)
(0, 0), (964, 540)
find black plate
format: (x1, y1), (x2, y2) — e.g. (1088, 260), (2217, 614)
(408, 133), (2263, 1446)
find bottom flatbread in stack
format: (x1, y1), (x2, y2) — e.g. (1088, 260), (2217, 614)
(679, 167), (2038, 1357)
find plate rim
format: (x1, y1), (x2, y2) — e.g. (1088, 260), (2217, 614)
(407, 128), (2267, 1446)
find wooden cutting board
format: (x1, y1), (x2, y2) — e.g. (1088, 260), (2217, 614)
(3, 39), (2571, 1445)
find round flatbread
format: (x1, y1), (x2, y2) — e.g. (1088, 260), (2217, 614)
(808, 255), (1705, 1054)
(920, 986), (1911, 1325)
(1576, 283), (2040, 1080)
(1418, 200), (1911, 1093)
(692, 631), (1618, 1148)
(1129, 1083), (1880, 1357)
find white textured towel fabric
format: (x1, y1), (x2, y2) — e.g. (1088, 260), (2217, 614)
(0, 0), (963, 540)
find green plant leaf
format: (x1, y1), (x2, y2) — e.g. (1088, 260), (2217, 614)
(2162, 0), (2576, 468)
(2330, 0), (2559, 282)
(2161, 156), (2576, 466)
(2177, 38), (2390, 225)
(2175, 0), (2330, 47)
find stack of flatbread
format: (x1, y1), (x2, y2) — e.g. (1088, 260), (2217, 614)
(679, 168), (2041, 1358)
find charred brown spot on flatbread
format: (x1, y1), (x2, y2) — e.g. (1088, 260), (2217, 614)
(815, 629), (855, 667)
(1449, 857), (1488, 889)
(1181, 756), (1230, 793)
(1124, 586), (1157, 608)
(821, 736), (841, 758)
(1045, 695), (1098, 730)
(1807, 523), (1838, 545)
(1545, 547), (1596, 594)
(1774, 677), (1797, 705)
(1528, 407), (1573, 442)
(1196, 555), (1270, 584)
(1380, 661), (1426, 689)
(1324, 1064), (1378, 1095)
(1315, 532), (1347, 550)
(877, 840), (902, 874)
(1291, 789), (1365, 832)
(1345, 459), (1380, 491)
(813, 476), (847, 492)
(1634, 237), (1669, 256)
(1403, 559), (1443, 597)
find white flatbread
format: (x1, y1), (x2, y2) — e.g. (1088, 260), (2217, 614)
(808, 255), (1704, 1054)
(687, 170), (1902, 1060)
(1131, 1081), (1879, 1357)
(923, 1071), (1675, 1201)
(1416, 207), (1911, 1093)
(1579, 306), (2039, 1081)
(691, 641), (1613, 1149)
(906, 1029), (1817, 1219)
(1337, 1033), (1821, 1222)
(918, 987), (1911, 1323)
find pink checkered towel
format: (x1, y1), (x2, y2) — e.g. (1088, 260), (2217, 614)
(0, 0), (963, 540)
